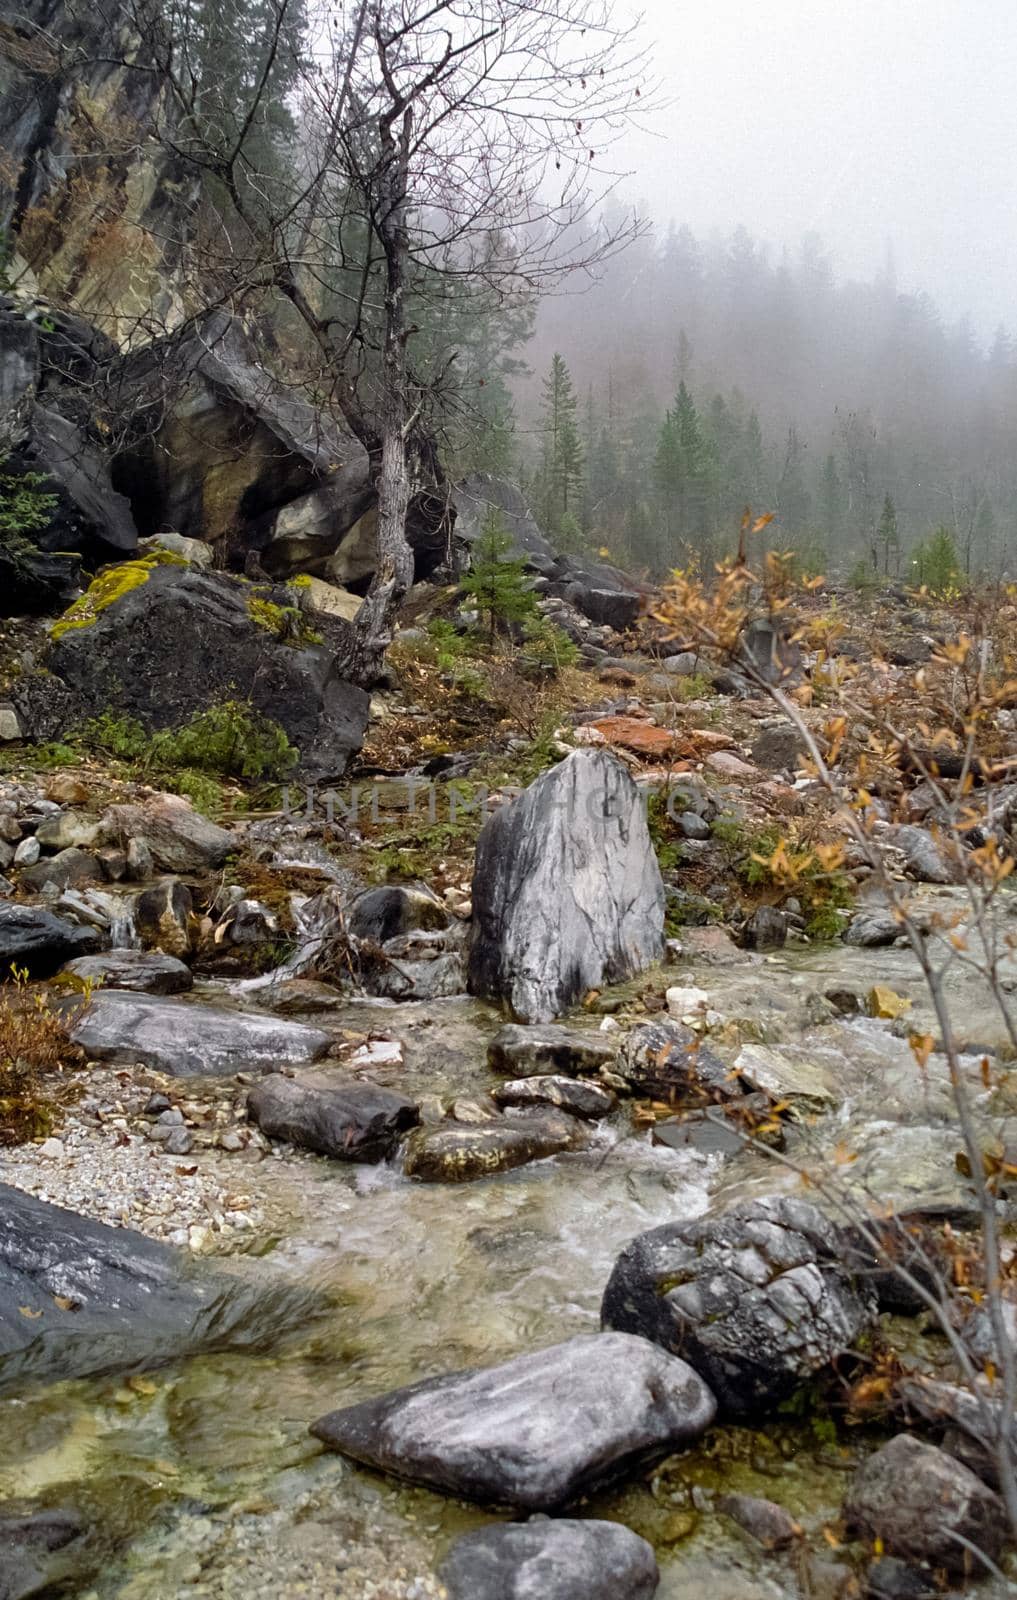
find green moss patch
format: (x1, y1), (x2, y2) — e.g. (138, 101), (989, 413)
(50, 550), (186, 640)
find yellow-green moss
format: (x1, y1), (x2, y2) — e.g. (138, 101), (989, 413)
(246, 594), (323, 647)
(288, 573), (312, 590)
(50, 550), (186, 640)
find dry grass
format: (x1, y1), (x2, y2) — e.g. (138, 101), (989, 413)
(0, 968), (86, 1145)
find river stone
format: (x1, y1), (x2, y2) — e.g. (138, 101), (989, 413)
(0, 903), (98, 976)
(732, 1042), (839, 1114)
(0, 1183), (318, 1392)
(247, 1072), (419, 1161)
(18, 847), (101, 892)
(34, 809), (101, 852)
(893, 825), (959, 886)
(310, 1331), (716, 1508)
(487, 1023), (618, 1078)
(99, 794), (233, 873)
(716, 1493), (801, 1550)
(134, 879), (194, 958)
(618, 1019), (736, 1103)
(467, 750), (665, 1023)
(347, 885), (449, 943)
(60, 950), (194, 995)
(403, 1110), (589, 1182)
(492, 1075), (616, 1120)
(0, 1508), (89, 1600)
(843, 1434), (1004, 1573)
(440, 1519), (660, 1600)
(68, 991), (331, 1076)
(844, 909), (901, 948)
(601, 1196), (876, 1418)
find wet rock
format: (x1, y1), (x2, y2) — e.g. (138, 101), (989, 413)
(895, 1375), (1017, 1491)
(60, 950), (194, 995)
(310, 1331), (715, 1509)
(247, 1072), (419, 1161)
(468, 750), (665, 1023)
(215, 898), (279, 945)
(347, 884), (450, 944)
(843, 1434), (1004, 1573)
(651, 1112), (747, 1157)
(11, 837), (39, 868)
(34, 809), (100, 852)
(716, 1493), (801, 1549)
(19, 847), (100, 892)
(492, 1075), (616, 1120)
(0, 903), (98, 976)
(865, 1557), (938, 1600)
(844, 910), (900, 948)
(893, 825), (958, 886)
(0, 1507), (89, 1600)
(487, 1023), (618, 1078)
(618, 1019), (736, 1103)
(440, 1518), (660, 1600)
(261, 978), (346, 1015)
(732, 1042), (839, 1114)
(0, 1183), (318, 1392)
(601, 1196), (875, 1418)
(740, 906), (788, 950)
(677, 811), (710, 841)
(134, 879), (194, 959)
(366, 952), (466, 1001)
(68, 991), (330, 1076)
(100, 794), (233, 873)
(403, 1109), (589, 1182)
(676, 925), (749, 964)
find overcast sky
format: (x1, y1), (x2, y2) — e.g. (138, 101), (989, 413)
(613, 0), (1017, 341)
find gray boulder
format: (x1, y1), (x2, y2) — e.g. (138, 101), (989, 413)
(347, 885), (449, 943)
(601, 1196), (876, 1418)
(134, 879), (194, 959)
(468, 751), (665, 1022)
(60, 950), (193, 995)
(0, 903), (98, 977)
(618, 1019), (737, 1103)
(247, 1072), (419, 1161)
(843, 1434), (1004, 1573)
(453, 476), (557, 575)
(403, 1109), (589, 1182)
(310, 1331), (716, 1508)
(440, 1519), (659, 1600)
(99, 795), (233, 874)
(18, 847), (100, 893)
(487, 1023), (618, 1078)
(492, 1075), (616, 1120)
(894, 825), (959, 885)
(68, 992), (330, 1076)
(0, 1183), (317, 1392)
(844, 909), (900, 948)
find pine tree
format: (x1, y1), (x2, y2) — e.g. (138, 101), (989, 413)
(653, 382), (715, 559)
(878, 492), (899, 577)
(820, 454), (843, 546)
(460, 511), (536, 642)
(536, 354), (584, 542)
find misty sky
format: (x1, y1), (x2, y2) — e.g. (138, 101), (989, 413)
(614, 0), (1017, 341)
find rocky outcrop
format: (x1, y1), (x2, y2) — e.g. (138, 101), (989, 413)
(0, 1182), (317, 1390)
(601, 1196), (876, 1418)
(310, 1332), (716, 1508)
(440, 1520), (660, 1600)
(26, 565), (370, 777)
(68, 991), (331, 1076)
(843, 1434), (1005, 1573)
(247, 1073), (419, 1161)
(468, 751), (665, 1022)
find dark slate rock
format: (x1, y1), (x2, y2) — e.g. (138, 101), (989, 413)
(0, 1183), (317, 1392)
(843, 1434), (1004, 1573)
(453, 475), (557, 575)
(0, 903), (98, 977)
(738, 618), (801, 686)
(487, 1023), (618, 1078)
(865, 1556), (938, 1600)
(468, 751), (665, 1023)
(0, 1507), (89, 1600)
(492, 1075), (616, 1120)
(617, 1019), (737, 1103)
(18, 847), (100, 893)
(347, 885), (449, 944)
(740, 906), (788, 951)
(562, 582), (641, 632)
(68, 991), (330, 1076)
(440, 1518), (659, 1600)
(247, 1072), (419, 1161)
(310, 1332), (716, 1508)
(60, 950), (193, 995)
(46, 566), (370, 778)
(403, 1110), (589, 1182)
(601, 1196), (876, 1418)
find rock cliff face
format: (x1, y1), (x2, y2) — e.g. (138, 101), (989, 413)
(0, 0), (192, 342)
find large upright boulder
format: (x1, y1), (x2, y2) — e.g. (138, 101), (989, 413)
(467, 751), (665, 1022)
(33, 564), (369, 776)
(453, 475), (557, 574)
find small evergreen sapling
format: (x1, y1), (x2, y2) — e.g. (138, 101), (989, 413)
(459, 511), (537, 642)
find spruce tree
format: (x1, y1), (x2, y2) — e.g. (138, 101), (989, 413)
(878, 492), (899, 577)
(536, 354), (584, 542)
(460, 511), (536, 642)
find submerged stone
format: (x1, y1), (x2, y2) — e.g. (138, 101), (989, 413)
(440, 1519), (660, 1600)
(403, 1109), (589, 1182)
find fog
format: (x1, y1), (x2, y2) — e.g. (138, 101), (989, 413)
(614, 0), (1017, 340)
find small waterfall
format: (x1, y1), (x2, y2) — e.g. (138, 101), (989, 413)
(109, 900), (140, 950)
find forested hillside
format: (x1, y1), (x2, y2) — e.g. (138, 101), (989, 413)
(513, 223), (1017, 580)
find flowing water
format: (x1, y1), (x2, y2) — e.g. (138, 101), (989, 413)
(4, 912), (1016, 1597)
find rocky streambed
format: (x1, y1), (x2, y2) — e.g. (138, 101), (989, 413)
(2, 915), (1016, 1600)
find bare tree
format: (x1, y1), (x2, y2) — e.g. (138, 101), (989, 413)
(93, 0), (653, 680)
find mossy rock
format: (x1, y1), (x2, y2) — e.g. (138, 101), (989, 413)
(50, 550), (186, 640)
